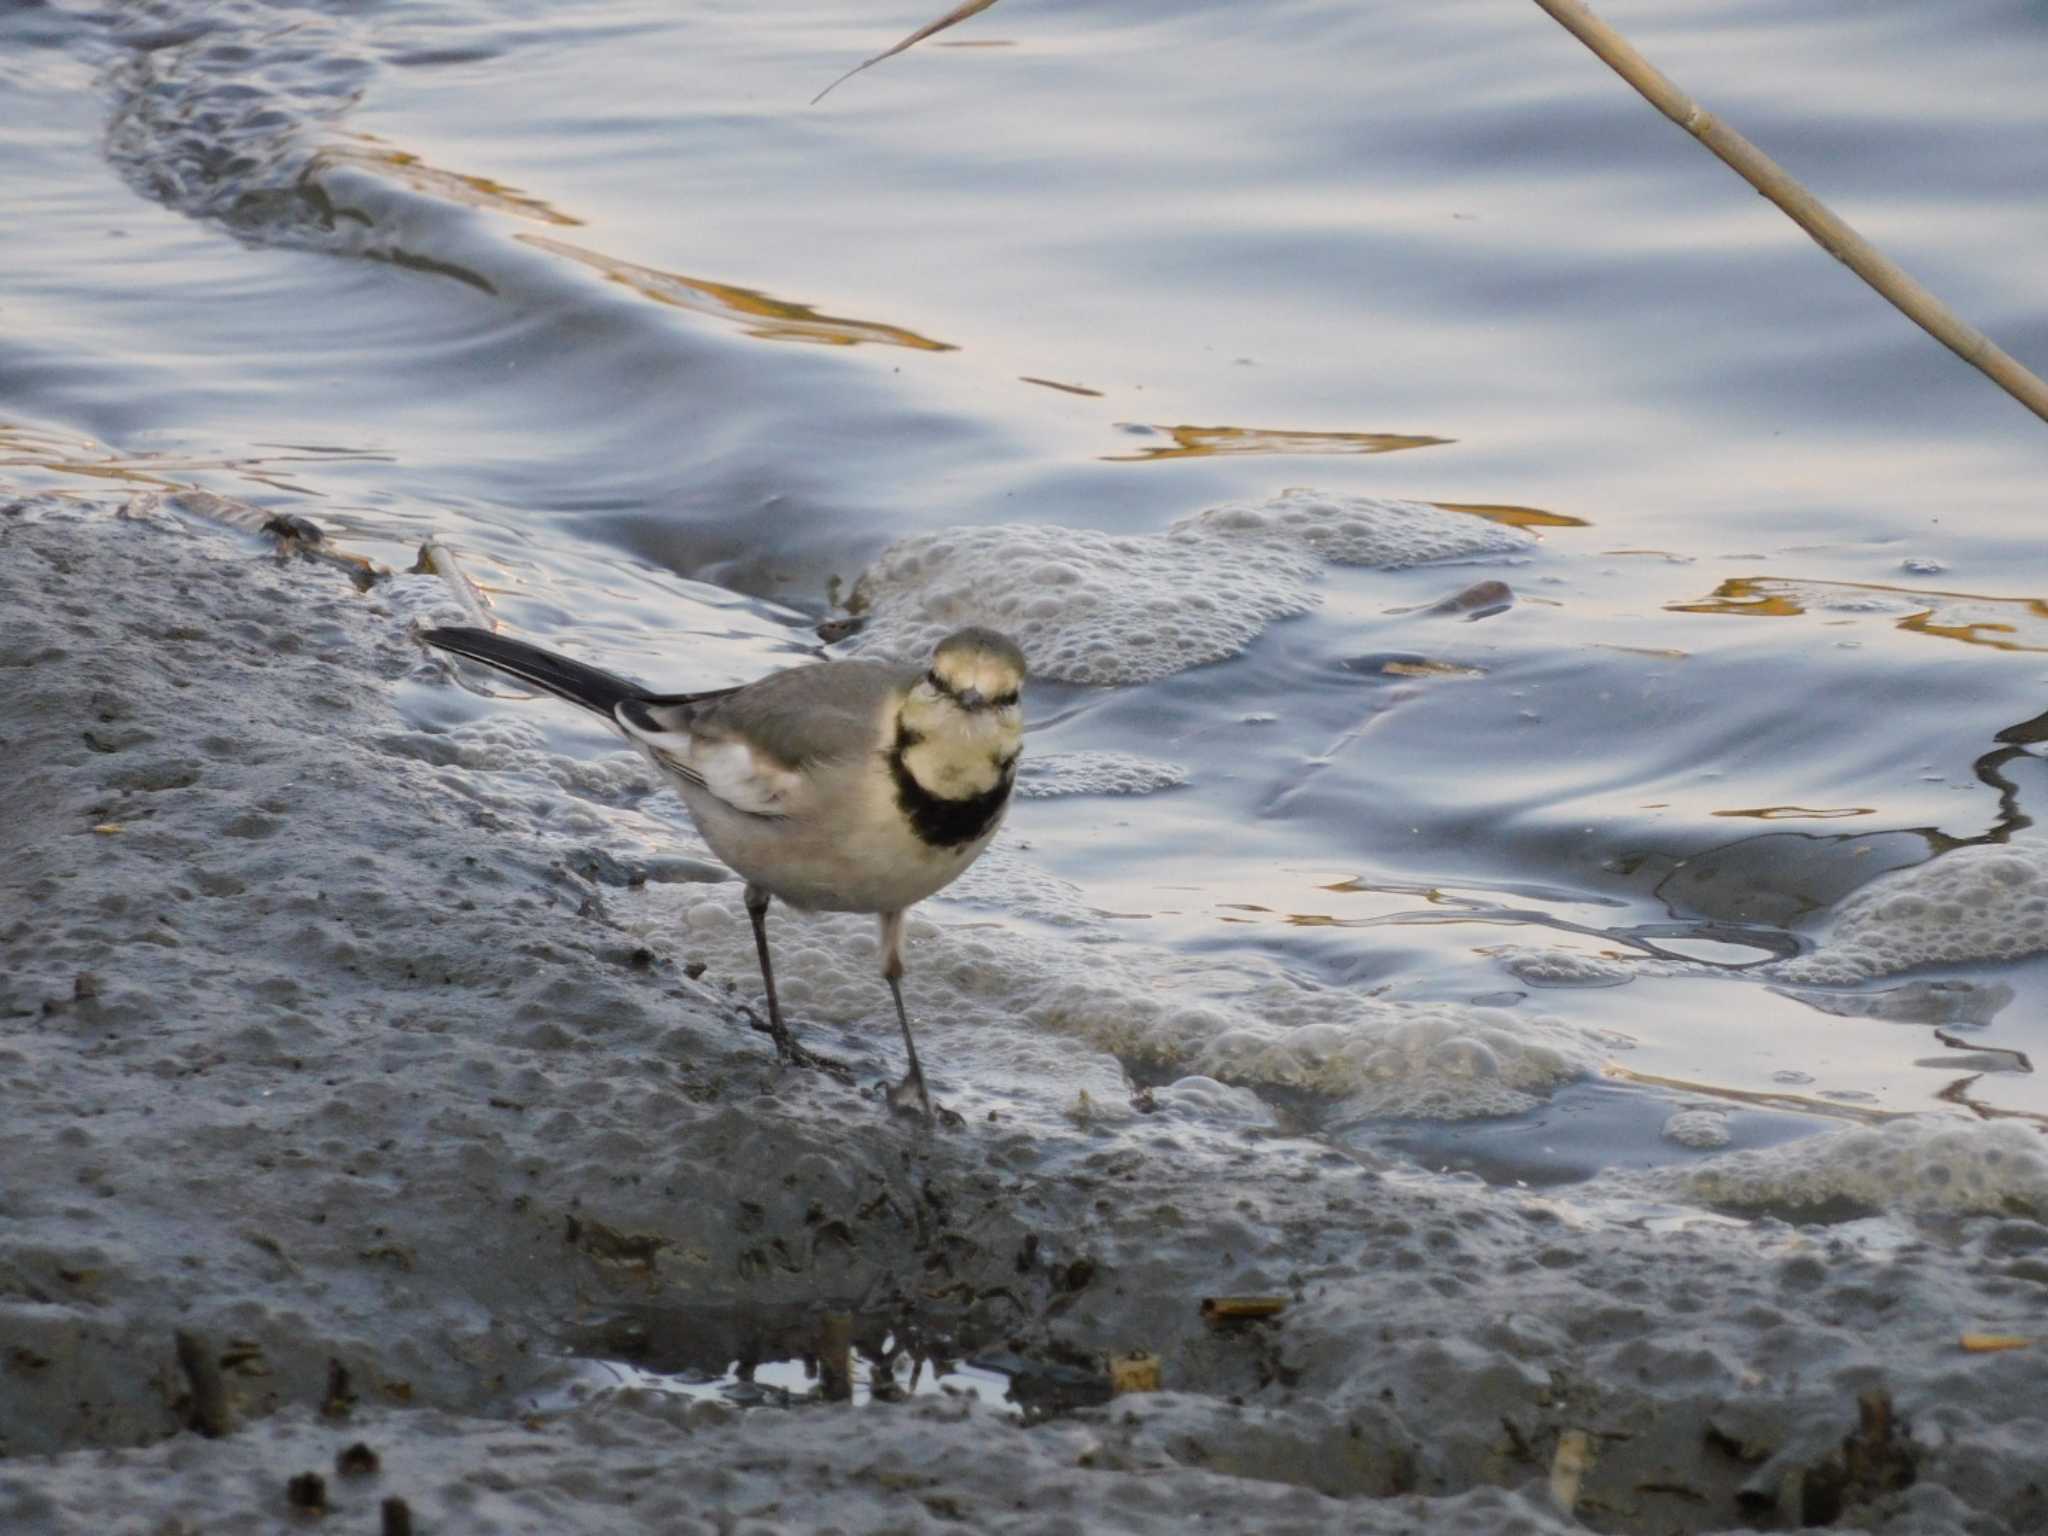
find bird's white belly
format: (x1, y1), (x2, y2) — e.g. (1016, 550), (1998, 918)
(678, 774), (1003, 914)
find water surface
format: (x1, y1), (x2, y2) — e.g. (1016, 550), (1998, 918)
(7, 0), (2047, 1170)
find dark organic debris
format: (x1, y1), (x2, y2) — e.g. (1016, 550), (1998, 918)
(1738, 1388), (1919, 1527)
(174, 1329), (231, 1439)
(1201, 1295), (1289, 1326)
(1428, 579), (1514, 618)
(968, 1350), (1112, 1418)
(321, 1358), (358, 1419)
(285, 1470), (328, 1512)
(261, 512), (326, 546)
(1803, 1389), (1919, 1525)
(336, 1441), (381, 1477)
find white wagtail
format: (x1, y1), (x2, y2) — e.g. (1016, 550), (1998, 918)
(421, 623), (1027, 1120)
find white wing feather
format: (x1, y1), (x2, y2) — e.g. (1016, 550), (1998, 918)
(617, 714), (805, 819)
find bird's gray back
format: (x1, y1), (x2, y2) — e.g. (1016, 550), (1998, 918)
(693, 656), (917, 769)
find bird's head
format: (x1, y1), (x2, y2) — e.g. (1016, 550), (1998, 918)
(897, 628), (1027, 799)
(925, 627), (1027, 714)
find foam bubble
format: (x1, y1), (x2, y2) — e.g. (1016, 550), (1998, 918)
(1662, 1109), (1732, 1149)
(1768, 842), (2048, 985)
(1664, 1118), (2048, 1217)
(1172, 489), (1532, 568)
(1148, 1075), (1275, 1125)
(1499, 948), (1635, 989)
(644, 887), (1603, 1121)
(840, 491), (1533, 685)
(1017, 751), (1190, 798)
(927, 842), (1101, 929)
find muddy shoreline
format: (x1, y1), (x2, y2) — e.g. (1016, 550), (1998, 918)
(3, 495), (2044, 1535)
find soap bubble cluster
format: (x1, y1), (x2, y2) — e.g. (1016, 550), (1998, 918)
(659, 891), (1604, 1121)
(1017, 751), (1191, 798)
(1770, 842), (2048, 985)
(840, 490), (1533, 685)
(1670, 1118), (2048, 1217)
(1499, 947), (1636, 988)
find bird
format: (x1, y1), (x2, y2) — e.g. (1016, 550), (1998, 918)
(419, 622), (1027, 1121)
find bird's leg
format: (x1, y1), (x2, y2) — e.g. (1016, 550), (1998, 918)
(742, 884), (843, 1075)
(878, 910), (934, 1121)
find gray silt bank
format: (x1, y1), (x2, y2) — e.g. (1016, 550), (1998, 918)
(1, 495), (2045, 1536)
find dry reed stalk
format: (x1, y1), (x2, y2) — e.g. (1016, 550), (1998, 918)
(812, 0), (1001, 104)
(1530, 0), (2048, 426)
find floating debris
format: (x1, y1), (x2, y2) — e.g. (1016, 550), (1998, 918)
(1200, 1296), (1288, 1325)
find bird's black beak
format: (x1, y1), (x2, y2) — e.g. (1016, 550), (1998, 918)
(956, 686), (987, 711)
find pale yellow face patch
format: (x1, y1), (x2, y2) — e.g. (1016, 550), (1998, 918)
(898, 682), (1022, 799)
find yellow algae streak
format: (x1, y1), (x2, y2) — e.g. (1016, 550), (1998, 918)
(1673, 576), (2048, 654)
(1103, 424), (1449, 462)
(522, 233), (957, 352)
(327, 135), (583, 226)
(1431, 501), (1590, 529)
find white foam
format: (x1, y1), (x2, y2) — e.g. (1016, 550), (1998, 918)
(1662, 1108), (1732, 1149)
(1663, 1117), (2048, 1217)
(1017, 751), (1189, 798)
(1769, 842), (2048, 985)
(652, 886), (1603, 1121)
(928, 841), (1101, 929)
(840, 490), (1533, 685)
(1148, 1075), (1275, 1125)
(1171, 489), (1531, 568)
(1499, 947), (1636, 989)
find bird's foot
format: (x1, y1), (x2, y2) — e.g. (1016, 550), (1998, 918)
(885, 1070), (961, 1128)
(737, 1005), (853, 1080)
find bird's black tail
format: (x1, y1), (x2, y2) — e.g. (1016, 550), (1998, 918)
(421, 626), (648, 718)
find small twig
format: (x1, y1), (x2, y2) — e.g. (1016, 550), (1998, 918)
(819, 1312), (855, 1401)
(812, 0), (1001, 105)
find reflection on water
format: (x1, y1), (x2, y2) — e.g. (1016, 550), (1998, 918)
(1429, 502), (1590, 529)
(1600, 1065), (1907, 1127)
(521, 233), (958, 351)
(1103, 423), (1449, 461)
(326, 135), (583, 227)
(1711, 805), (1875, 820)
(0, 422), (391, 496)
(1772, 980), (2015, 1028)
(1673, 575), (2048, 654)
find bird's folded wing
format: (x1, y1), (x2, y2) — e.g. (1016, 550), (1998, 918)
(616, 700), (805, 819)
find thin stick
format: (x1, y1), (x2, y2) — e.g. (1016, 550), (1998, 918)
(1529, 0), (2048, 427)
(812, 0), (1000, 105)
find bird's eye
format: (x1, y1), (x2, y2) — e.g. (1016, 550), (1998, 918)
(925, 668), (949, 696)
(990, 689), (1019, 708)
